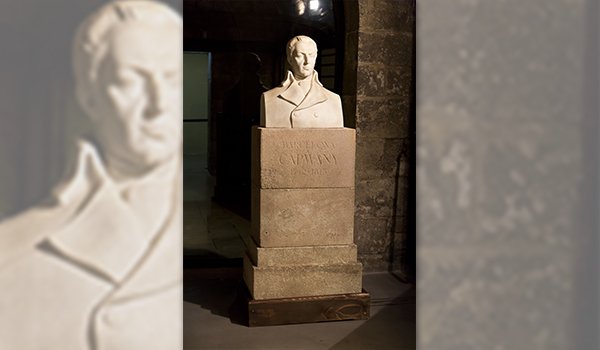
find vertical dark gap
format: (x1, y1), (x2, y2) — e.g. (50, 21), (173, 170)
(333, 0), (345, 95)
(388, 0), (416, 283)
(405, 0), (417, 284)
(340, 0), (358, 128)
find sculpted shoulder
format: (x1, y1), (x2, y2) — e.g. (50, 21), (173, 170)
(321, 86), (342, 102)
(262, 86), (286, 100)
(0, 201), (71, 268)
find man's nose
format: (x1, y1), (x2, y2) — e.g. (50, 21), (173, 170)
(145, 77), (167, 118)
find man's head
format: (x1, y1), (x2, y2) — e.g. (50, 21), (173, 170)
(73, 0), (182, 178)
(286, 35), (318, 80)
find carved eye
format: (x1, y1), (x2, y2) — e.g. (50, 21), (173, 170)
(114, 70), (139, 88)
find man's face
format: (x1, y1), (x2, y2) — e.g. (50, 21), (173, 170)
(289, 41), (317, 80)
(88, 20), (182, 172)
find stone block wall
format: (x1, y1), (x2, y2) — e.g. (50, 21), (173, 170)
(351, 0), (415, 274)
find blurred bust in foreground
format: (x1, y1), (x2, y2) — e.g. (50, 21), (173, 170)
(0, 1), (183, 349)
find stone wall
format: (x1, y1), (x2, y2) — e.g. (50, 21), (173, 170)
(350, 0), (415, 275)
(418, 0), (595, 348)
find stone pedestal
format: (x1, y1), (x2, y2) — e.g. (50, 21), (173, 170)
(244, 127), (364, 302)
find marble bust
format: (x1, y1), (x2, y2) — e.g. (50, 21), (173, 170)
(0, 1), (182, 349)
(260, 35), (344, 128)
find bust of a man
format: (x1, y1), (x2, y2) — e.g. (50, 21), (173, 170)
(0, 1), (182, 349)
(260, 35), (344, 128)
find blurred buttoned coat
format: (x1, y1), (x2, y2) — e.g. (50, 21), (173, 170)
(0, 140), (182, 350)
(260, 71), (344, 128)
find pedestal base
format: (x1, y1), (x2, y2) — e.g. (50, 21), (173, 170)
(243, 254), (363, 300)
(245, 288), (370, 327)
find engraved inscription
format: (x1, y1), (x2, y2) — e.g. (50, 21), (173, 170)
(277, 140), (339, 176)
(278, 153), (337, 166)
(280, 140), (336, 151)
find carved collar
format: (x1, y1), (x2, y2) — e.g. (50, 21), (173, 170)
(45, 140), (177, 284)
(278, 71), (327, 109)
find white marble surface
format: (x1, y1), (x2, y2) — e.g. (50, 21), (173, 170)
(260, 35), (344, 128)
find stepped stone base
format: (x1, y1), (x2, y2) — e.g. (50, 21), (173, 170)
(245, 127), (364, 305)
(243, 255), (363, 300)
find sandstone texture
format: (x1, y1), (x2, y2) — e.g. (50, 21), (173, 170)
(245, 127), (363, 300)
(251, 186), (355, 247)
(243, 255), (362, 300)
(251, 127), (356, 189)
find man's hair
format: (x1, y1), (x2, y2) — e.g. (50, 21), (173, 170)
(72, 0), (181, 91)
(286, 35), (318, 60)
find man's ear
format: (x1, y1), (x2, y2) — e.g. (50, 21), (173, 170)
(286, 57), (294, 73)
(75, 83), (97, 121)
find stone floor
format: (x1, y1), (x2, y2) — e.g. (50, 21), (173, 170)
(184, 154), (247, 259)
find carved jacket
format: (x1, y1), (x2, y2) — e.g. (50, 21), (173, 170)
(0, 140), (182, 350)
(260, 71), (344, 128)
